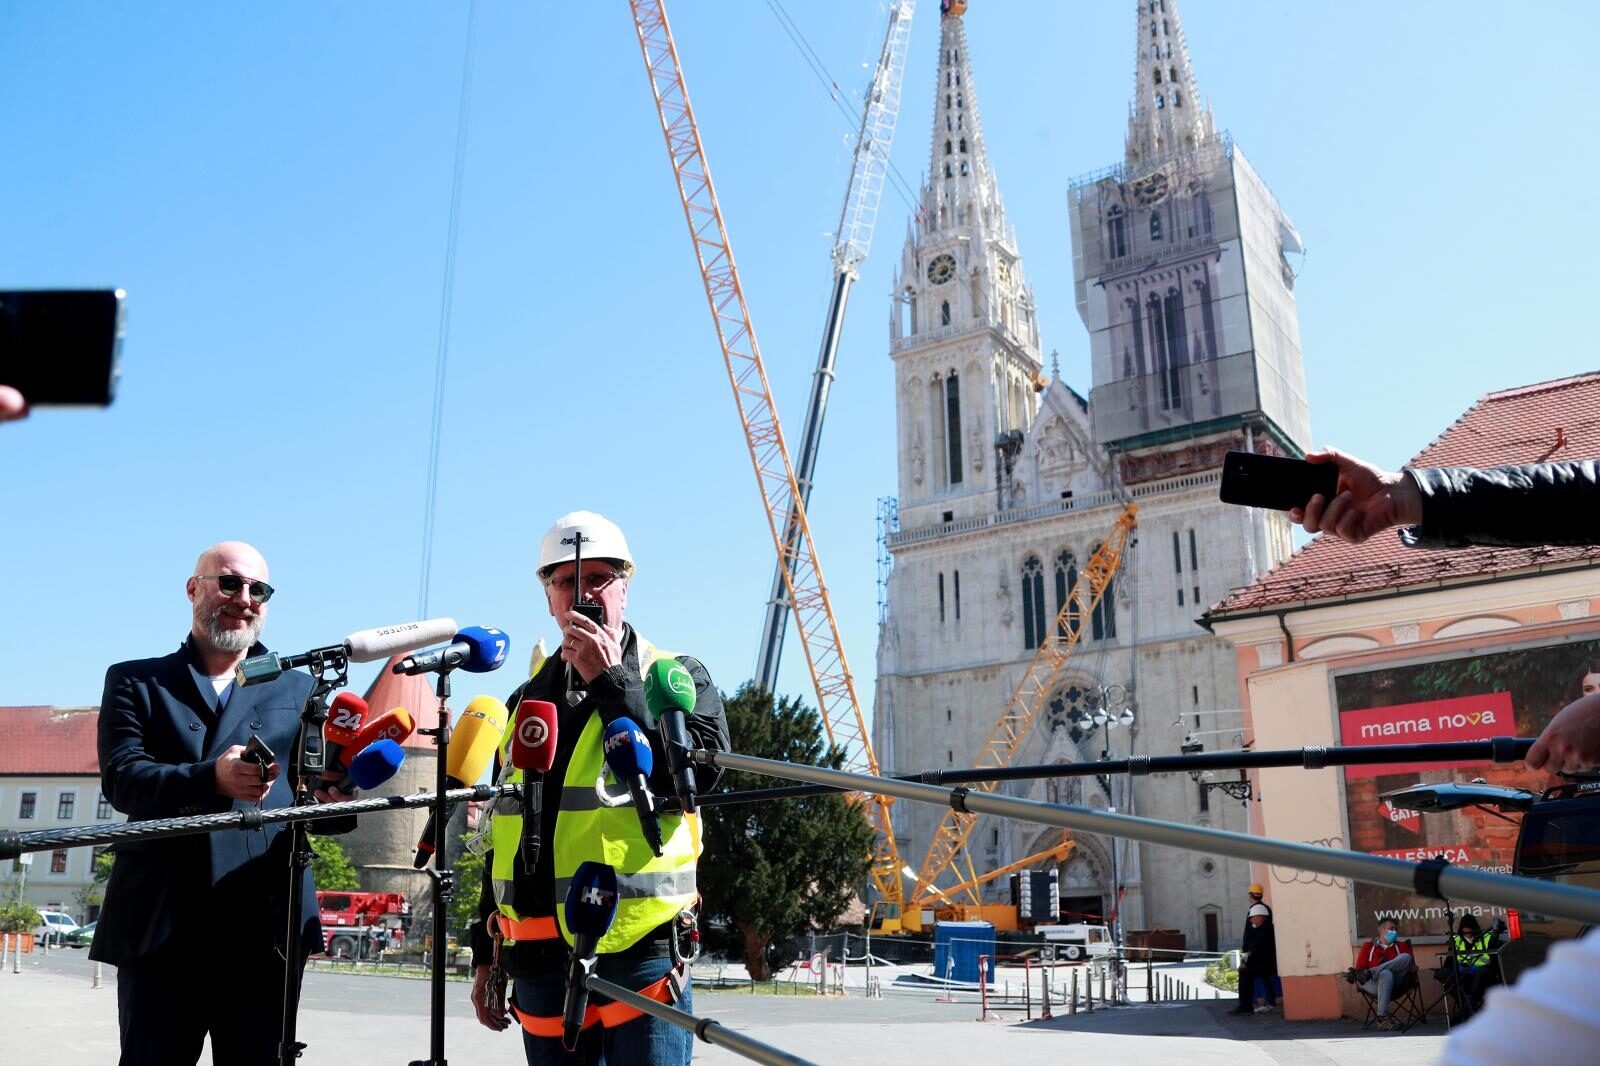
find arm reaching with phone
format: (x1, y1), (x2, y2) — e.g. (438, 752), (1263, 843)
(0, 385), (26, 422)
(1291, 449), (1600, 548)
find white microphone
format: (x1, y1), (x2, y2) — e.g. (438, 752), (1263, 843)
(236, 617), (459, 686)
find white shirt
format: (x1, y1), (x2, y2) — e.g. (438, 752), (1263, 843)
(1436, 928), (1600, 1065)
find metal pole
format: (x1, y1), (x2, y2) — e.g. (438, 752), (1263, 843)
(1147, 954), (1154, 1002)
(691, 749), (1600, 927)
(588, 975), (818, 1066)
(1070, 968), (1078, 1014)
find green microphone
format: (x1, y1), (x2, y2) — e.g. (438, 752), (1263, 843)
(644, 658), (698, 813)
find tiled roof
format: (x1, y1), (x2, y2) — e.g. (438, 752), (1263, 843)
(360, 657), (452, 750)
(0, 706), (101, 775)
(1209, 372), (1600, 617)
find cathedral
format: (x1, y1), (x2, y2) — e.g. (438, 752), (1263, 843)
(873, 0), (1309, 952)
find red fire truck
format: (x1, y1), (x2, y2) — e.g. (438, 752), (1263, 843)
(315, 891), (409, 960)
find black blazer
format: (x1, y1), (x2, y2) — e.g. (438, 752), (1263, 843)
(90, 637), (331, 966)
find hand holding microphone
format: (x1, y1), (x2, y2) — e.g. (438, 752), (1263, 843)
(561, 861), (619, 1052)
(602, 717), (664, 857)
(643, 659), (698, 815)
(413, 695), (509, 868)
(510, 700), (559, 874)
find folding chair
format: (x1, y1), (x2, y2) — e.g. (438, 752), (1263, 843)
(1346, 943), (1428, 1032)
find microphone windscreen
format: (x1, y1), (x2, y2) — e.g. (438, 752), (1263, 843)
(643, 659), (696, 720)
(325, 692), (370, 748)
(455, 626), (510, 674)
(511, 700), (559, 773)
(448, 695), (509, 784)
(602, 717), (654, 778)
(344, 618), (459, 664)
(564, 861), (619, 938)
(352, 707), (417, 752)
(348, 739), (405, 790)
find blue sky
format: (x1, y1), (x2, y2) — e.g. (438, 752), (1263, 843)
(3, 1), (1596, 717)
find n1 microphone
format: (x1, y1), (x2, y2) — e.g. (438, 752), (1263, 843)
(511, 700), (559, 874)
(236, 617), (459, 686)
(561, 861), (618, 1052)
(602, 717), (664, 858)
(322, 692), (369, 777)
(413, 695), (510, 868)
(346, 739), (406, 791)
(643, 658), (698, 815)
(393, 626), (510, 677)
(332, 708), (416, 791)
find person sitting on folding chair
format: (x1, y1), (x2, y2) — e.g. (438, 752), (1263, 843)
(1353, 918), (1417, 1029)
(1445, 915), (1498, 1018)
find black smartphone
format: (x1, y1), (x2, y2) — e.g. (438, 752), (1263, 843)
(0, 289), (125, 406)
(241, 733), (276, 772)
(1219, 450), (1339, 511)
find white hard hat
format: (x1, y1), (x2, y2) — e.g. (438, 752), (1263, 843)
(538, 511), (633, 575)
(1248, 904), (1270, 918)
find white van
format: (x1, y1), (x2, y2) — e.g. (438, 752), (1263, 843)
(33, 910), (78, 946)
(1035, 922), (1113, 961)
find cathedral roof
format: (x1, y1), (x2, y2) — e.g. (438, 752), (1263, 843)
(360, 656), (453, 750)
(1206, 372), (1600, 618)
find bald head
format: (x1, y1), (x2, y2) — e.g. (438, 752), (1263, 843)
(187, 541), (271, 657)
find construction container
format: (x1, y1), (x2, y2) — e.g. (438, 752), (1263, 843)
(933, 920), (995, 984)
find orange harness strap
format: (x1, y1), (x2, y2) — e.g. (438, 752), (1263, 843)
(495, 914), (559, 942)
(511, 972), (677, 1039)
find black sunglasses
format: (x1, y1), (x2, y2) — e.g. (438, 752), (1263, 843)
(197, 574), (275, 604)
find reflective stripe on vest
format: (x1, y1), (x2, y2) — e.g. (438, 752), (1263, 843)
(511, 970), (678, 1038)
(1452, 933), (1492, 969)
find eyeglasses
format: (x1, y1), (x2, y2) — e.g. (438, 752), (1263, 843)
(546, 570), (622, 595)
(196, 574), (275, 604)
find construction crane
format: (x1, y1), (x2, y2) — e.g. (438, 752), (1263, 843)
(628, 0), (904, 913)
(910, 504), (1138, 906)
(753, 0), (915, 694)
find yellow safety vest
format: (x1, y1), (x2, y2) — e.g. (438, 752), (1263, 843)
(488, 638), (701, 954)
(1452, 932), (1492, 969)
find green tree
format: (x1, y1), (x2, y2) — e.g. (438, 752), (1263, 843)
(450, 849), (485, 939)
(698, 684), (875, 980)
(310, 835), (360, 891)
(75, 849), (115, 914)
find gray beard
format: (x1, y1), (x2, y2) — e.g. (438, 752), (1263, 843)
(198, 606), (264, 654)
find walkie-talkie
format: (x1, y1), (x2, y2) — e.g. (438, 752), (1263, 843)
(564, 531), (605, 628)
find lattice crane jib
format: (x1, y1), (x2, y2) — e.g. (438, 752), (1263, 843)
(911, 504), (1138, 904)
(627, 0), (903, 905)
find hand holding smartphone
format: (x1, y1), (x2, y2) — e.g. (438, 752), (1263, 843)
(0, 289), (125, 407)
(1219, 450), (1339, 512)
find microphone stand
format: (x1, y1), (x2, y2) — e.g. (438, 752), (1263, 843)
(411, 668), (456, 1066)
(278, 652), (348, 1066)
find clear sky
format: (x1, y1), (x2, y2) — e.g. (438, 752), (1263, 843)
(3, 1), (1596, 718)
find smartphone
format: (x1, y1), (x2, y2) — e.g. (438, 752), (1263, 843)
(0, 289), (125, 406)
(241, 733), (276, 772)
(1219, 450), (1339, 511)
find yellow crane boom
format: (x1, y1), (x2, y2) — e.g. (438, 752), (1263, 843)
(627, 0), (903, 907)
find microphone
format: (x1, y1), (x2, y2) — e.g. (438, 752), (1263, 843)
(236, 617), (459, 686)
(322, 692), (369, 778)
(393, 626), (510, 677)
(332, 708), (417, 791)
(561, 861), (618, 1052)
(413, 695), (510, 868)
(345, 739), (406, 791)
(643, 658), (698, 815)
(602, 717), (663, 858)
(511, 700), (559, 874)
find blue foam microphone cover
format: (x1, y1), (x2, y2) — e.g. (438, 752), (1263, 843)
(602, 717), (653, 777)
(456, 626), (510, 673)
(564, 861), (619, 938)
(348, 739), (406, 790)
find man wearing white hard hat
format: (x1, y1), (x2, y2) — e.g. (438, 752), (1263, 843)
(468, 511), (729, 1066)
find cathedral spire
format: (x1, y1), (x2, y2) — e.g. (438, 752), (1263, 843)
(914, 2), (1007, 247)
(1125, 0), (1215, 170)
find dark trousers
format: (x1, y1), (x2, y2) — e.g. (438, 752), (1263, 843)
(1237, 965), (1277, 1007)
(115, 936), (305, 1066)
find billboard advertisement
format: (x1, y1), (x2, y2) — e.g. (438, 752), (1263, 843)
(1333, 638), (1600, 939)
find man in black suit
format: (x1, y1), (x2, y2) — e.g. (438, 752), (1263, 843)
(91, 541), (352, 1066)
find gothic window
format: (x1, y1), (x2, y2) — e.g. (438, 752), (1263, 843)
(1189, 528), (1199, 570)
(1021, 555), (1045, 650)
(947, 94), (952, 108)
(956, 73), (961, 86)
(957, 94), (963, 108)
(1151, 22), (1157, 37)
(946, 71), (952, 87)
(938, 572), (946, 623)
(1107, 206), (1127, 259)
(954, 569), (961, 620)
(1156, 93), (1165, 109)
(959, 138), (967, 153)
(960, 161), (970, 176)
(945, 140), (952, 155)
(1170, 66), (1178, 82)
(944, 163), (952, 178)
(946, 116), (952, 132)
(1153, 68), (1162, 84)
(1163, 19), (1168, 33)
(940, 300), (951, 326)
(1054, 551), (1081, 639)
(957, 114), (963, 130)
(929, 376), (946, 488)
(1162, 286), (1188, 407)
(1172, 530), (1183, 573)
(1091, 544), (1117, 640)
(945, 372), (963, 484)
(1174, 90), (1183, 108)
(1150, 210), (1163, 240)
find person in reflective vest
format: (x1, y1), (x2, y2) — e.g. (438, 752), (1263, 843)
(467, 511), (729, 1066)
(1448, 914), (1499, 1017)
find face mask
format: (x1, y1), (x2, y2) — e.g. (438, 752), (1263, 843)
(1383, 930), (1397, 945)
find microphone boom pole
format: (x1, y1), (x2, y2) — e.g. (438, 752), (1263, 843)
(585, 975), (818, 1066)
(688, 748), (1600, 929)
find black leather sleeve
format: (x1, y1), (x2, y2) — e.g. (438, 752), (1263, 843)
(1400, 460), (1600, 548)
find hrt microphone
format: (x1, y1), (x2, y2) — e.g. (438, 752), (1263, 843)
(602, 717), (663, 858)
(332, 708), (417, 791)
(561, 861), (618, 1052)
(345, 739), (405, 791)
(236, 617), (459, 686)
(511, 700), (559, 874)
(413, 695), (510, 868)
(322, 692), (369, 777)
(393, 626), (510, 677)
(643, 658), (698, 815)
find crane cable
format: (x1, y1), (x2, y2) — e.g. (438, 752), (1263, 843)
(417, 0), (480, 619)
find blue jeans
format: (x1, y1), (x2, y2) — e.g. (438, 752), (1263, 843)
(513, 951), (691, 1066)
